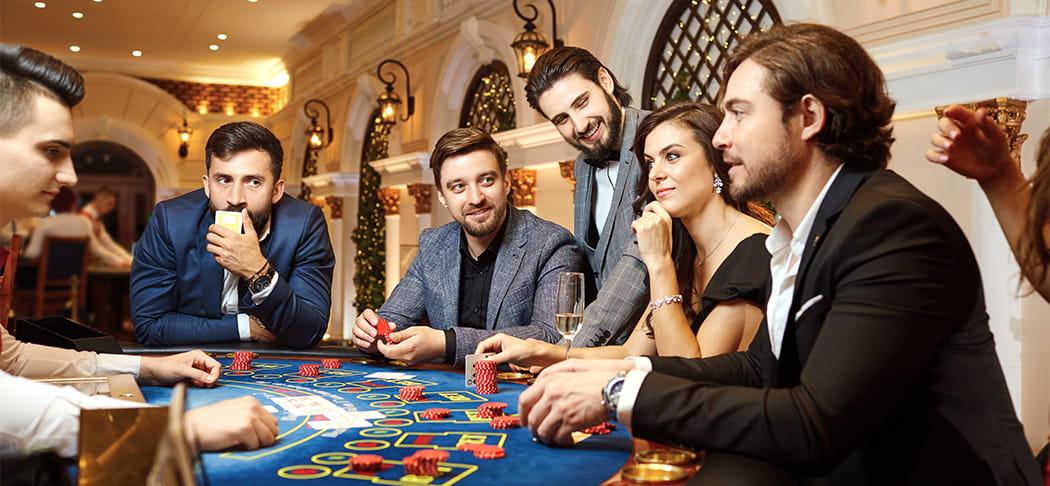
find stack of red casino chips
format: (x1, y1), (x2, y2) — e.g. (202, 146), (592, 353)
(398, 385), (425, 401)
(420, 408), (450, 420)
(403, 449), (445, 477)
(298, 363), (320, 377)
(321, 358), (341, 369)
(474, 359), (498, 394)
(350, 454), (383, 472)
(490, 415), (520, 429)
(230, 351), (253, 371)
(476, 401), (507, 419)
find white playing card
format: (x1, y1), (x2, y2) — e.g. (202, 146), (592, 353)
(465, 352), (494, 387)
(215, 210), (243, 233)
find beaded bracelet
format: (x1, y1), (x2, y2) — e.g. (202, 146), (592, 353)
(648, 294), (683, 310)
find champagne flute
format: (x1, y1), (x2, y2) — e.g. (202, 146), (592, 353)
(555, 272), (585, 348)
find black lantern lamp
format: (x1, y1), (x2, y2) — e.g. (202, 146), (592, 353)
(304, 98), (333, 150)
(511, 0), (563, 78)
(376, 59), (414, 125)
(177, 118), (192, 158)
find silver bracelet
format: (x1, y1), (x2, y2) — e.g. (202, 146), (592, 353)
(648, 294), (683, 310)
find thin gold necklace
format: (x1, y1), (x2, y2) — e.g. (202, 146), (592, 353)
(697, 212), (740, 267)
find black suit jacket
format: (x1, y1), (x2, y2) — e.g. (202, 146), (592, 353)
(632, 166), (1040, 485)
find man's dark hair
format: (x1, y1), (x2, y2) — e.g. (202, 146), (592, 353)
(0, 44), (85, 137)
(429, 127), (508, 187)
(722, 23), (896, 170)
(525, 46), (632, 118)
(205, 121), (284, 179)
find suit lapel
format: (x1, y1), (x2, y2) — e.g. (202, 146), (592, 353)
(487, 209), (526, 328)
(794, 165), (873, 295)
(196, 207), (225, 316)
(596, 107), (642, 258)
(437, 228), (462, 329)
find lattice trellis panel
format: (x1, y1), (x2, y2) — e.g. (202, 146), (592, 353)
(459, 60), (517, 133)
(642, 0), (780, 109)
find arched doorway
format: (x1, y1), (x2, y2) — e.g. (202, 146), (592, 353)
(71, 141), (156, 249)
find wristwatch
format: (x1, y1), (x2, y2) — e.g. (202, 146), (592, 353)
(247, 261), (275, 293)
(601, 371), (627, 422)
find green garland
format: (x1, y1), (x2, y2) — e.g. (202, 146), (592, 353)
(351, 117), (390, 311)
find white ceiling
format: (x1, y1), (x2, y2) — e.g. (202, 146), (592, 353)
(0, 0), (352, 86)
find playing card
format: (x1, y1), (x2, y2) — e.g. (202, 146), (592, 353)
(215, 210), (243, 233)
(465, 352), (494, 387)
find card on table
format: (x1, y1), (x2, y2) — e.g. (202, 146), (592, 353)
(464, 352), (494, 387)
(215, 210), (243, 233)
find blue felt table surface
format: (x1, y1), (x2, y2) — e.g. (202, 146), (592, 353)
(141, 358), (632, 485)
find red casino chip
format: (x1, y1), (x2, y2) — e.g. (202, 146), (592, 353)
(415, 449), (449, 462)
(457, 443), (484, 452)
(398, 385), (425, 401)
(472, 444), (506, 459)
(321, 359), (341, 369)
(476, 401), (508, 418)
(234, 351), (254, 362)
(421, 408), (450, 420)
(350, 454), (383, 472)
(490, 415), (520, 429)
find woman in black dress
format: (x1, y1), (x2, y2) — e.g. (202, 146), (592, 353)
(479, 102), (773, 368)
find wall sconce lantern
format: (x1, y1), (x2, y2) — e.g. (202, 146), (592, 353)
(511, 0), (563, 78)
(304, 98), (333, 150)
(376, 59), (414, 126)
(177, 118), (192, 158)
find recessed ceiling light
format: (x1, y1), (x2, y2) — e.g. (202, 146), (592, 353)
(34, 2), (46, 8)
(209, 44), (219, 51)
(69, 45), (81, 53)
(248, 0), (258, 3)
(131, 50), (143, 57)
(216, 33), (228, 40)
(92, 0), (102, 2)
(72, 11), (84, 18)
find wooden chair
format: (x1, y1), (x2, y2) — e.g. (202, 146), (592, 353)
(12, 236), (91, 320)
(0, 234), (22, 328)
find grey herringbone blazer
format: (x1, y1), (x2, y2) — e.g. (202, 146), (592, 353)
(377, 207), (583, 364)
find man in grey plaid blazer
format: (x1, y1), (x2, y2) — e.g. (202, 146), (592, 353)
(525, 47), (651, 347)
(352, 128), (582, 366)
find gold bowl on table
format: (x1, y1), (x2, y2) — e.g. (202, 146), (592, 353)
(620, 463), (690, 484)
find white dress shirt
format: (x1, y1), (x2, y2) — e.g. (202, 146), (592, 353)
(218, 226), (278, 341)
(593, 163), (619, 234)
(764, 164), (842, 358)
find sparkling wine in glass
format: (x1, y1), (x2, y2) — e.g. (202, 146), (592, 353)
(555, 272), (585, 347)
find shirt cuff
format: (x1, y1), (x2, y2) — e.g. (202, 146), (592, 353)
(443, 329), (456, 365)
(616, 369), (649, 427)
(95, 354), (142, 378)
(249, 271), (279, 305)
(237, 314), (252, 341)
(626, 356), (653, 371)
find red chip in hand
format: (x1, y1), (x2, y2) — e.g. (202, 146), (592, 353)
(375, 317), (394, 343)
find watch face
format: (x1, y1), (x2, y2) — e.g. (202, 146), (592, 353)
(251, 275), (271, 292)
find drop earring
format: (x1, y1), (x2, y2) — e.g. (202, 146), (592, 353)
(713, 175), (724, 194)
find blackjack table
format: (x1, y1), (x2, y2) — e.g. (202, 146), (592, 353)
(140, 354), (635, 486)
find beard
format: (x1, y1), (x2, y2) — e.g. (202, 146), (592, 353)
(213, 202), (270, 235)
(728, 151), (796, 203)
(568, 91), (623, 164)
(458, 197), (508, 239)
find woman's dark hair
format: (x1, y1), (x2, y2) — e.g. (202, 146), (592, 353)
(631, 101), (774, 320)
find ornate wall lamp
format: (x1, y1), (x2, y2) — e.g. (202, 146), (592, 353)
(376, 59), (415, 126)
(511, 0), (563, 78)
(304, 98), (333, 150)
(177, 118), (192, 158)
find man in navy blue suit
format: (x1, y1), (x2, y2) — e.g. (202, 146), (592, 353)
(131, 121), (334, 348)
